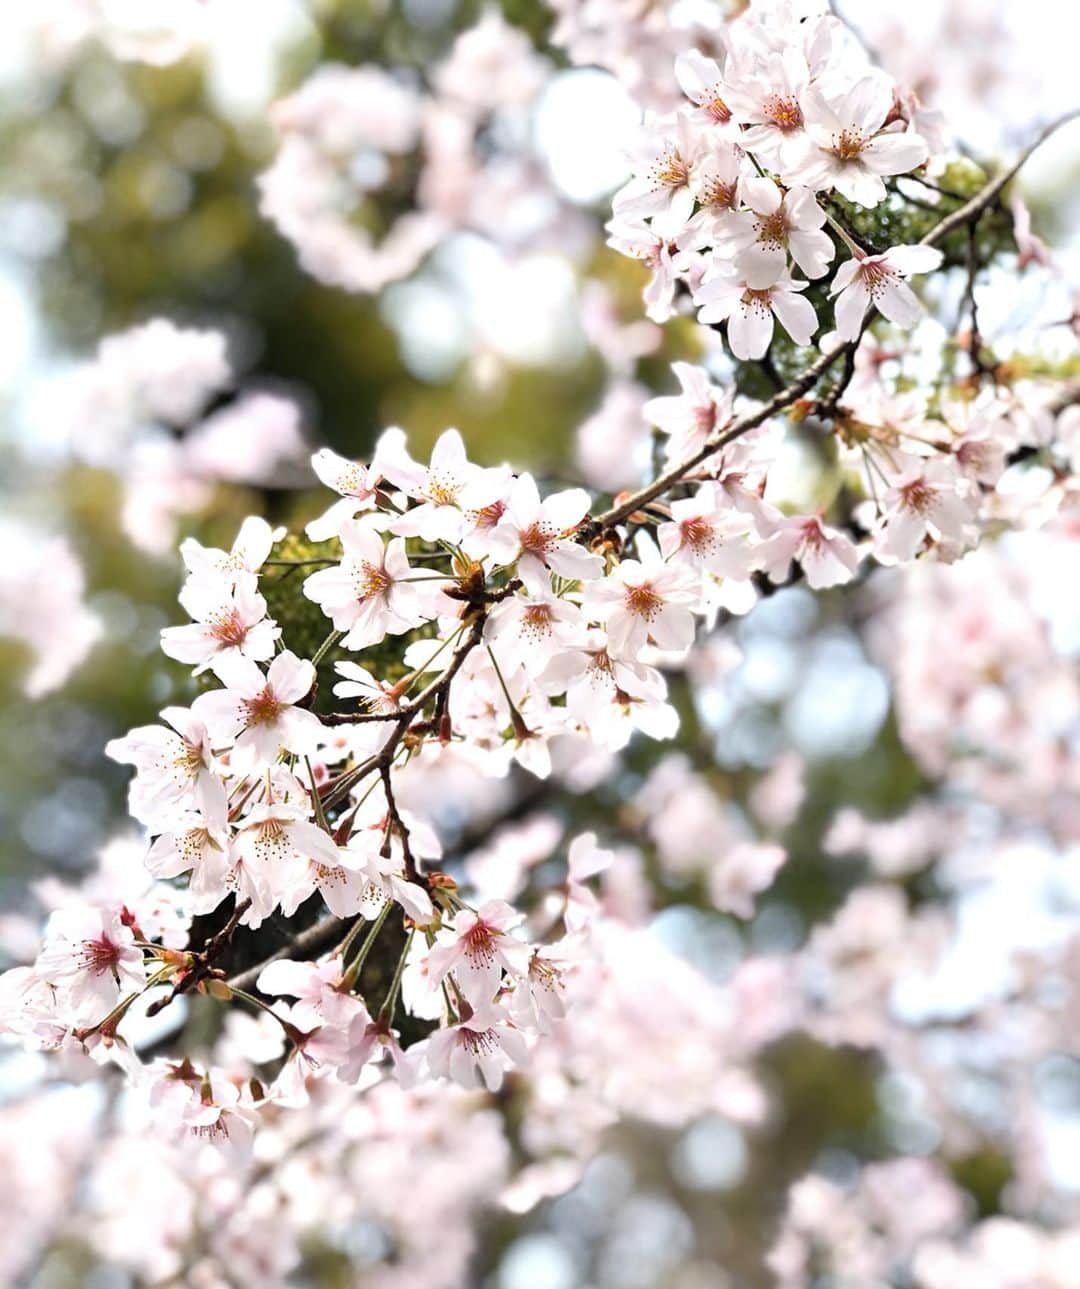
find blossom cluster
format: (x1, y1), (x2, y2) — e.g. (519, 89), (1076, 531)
(50, 318), (309, 553)
(4, 365), (1064, 1132)
(258, 11), (581, 294)
(607, 0), (944, 353)
(2, 0), (1079, 1280)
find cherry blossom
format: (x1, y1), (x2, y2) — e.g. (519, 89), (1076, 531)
(695, 261), (818, 359)
(4, 6), (1078, 1279)
(605, 219), (685, 322)
(564, 832), (614, 932)
(150, 1063), (259, 1161)
(419, 1004), (529, 1092)
(681, 146), (751, 248)
(643, 363), (735, 463)
(179, 515), (277, 591)
(380, 427), (509, 542)
(874, 455), (978, 563)
(724, 47), (811, 170)
(483, 589), (586, 668)
(760, 514), (862, 588)
(612, 112), (705, 228)
(105, 706), (226, 828)
(254, 958), (364, 1030)
(159, 574), (279, 675)
(191, 651), (322, 769)
(145, 812), (230, 913)
(303, 519), (436, 650)
(831, 244), (944, 340)
(483, 473), (602, 592)
(674, 50), (739, 133)
(726, 177), (835, 281)
(423, 900), (531, 1007)
(305, 446), (386, 541)
(227, 801), (343, 926)
(792, 74), (929, 205)
(585, 548), (698, 657)
(657, 483), (758, 579)
(539, 631), (680, 748)
(34, 907), (145, 1024)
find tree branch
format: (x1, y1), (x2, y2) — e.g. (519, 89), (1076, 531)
(918, 110), (1078, 250)
(227, 913), (346, 992)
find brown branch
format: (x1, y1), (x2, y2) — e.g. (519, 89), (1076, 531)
(227, 913), (347, 993)
(379, 761), (418, 882)
(582, 110), (1079, 536)
(582, 342), (849, 534)
(146, 897), (252, 1017)
(917, 110), (1079, 250)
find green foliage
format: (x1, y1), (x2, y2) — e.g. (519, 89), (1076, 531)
(950, 1147), (1013, 1219)
(260, 533), (343, 668)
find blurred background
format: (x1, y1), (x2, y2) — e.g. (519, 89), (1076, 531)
(0, 1), (1078, 1286)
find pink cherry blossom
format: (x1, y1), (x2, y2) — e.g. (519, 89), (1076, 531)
(179, 515), (276, 591)
(791, 74), (929, 206)
(643, 363), (735, 463)
(419, 1003), (529, 1092)
(725, 177), (835, 281)
(760, 514), (862, 588)
(105, 705), (226, 829)
(423, 900), (531, 1007)
(34, 907), (145, 1025)
(584, 541), (699, 657)
(874, 455), (978, 563)
(657, 483), (758, 578)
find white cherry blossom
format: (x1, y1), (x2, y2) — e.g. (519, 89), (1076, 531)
(585, 544), (698, 658)
(160, 574), (279, 676)
(643, 363), (735, 464)
(873, 456), (978, 564)
(831, 244), (944, 340)
(423, 899), (530, 1007)
(305, 446), (386, 541)
(145, 812), (230, 914)
(380, 428), (508, 543)
(695, 261), (818, 360)
(303, 519), (436, 650)
(35, 907), (145, 1025)
(612, 112), (705, 228)
(791, 75), (929, 206)
(605, 219), (684, 323)
(657, 483), (758, 579)
(483, 590), (586, 668)
(191, 651), (322, 769)
(485, 473), (602, 592)
(760, 514), (862, 588)
(105, 706), (226, 829)
(674, 50), (740, 133)
(726, 178), (835, 281)
(419, 1003), (529, 1092)
(179, 515), (277, 592)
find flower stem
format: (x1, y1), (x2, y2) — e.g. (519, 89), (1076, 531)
(311, 628), (344, 667)
(377, 930), (413, 1026)
(342, 901), (393, 989)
